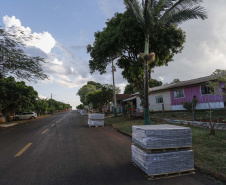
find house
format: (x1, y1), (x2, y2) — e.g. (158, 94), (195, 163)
(122, 93), (142, 110)
(151, 75), (225, 111)
(110, 94), (135, 113)
(124, 75), (226, 112)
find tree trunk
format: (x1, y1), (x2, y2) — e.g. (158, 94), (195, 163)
(144, 34), (150, 125)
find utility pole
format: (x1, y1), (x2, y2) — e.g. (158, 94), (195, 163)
(112, 59), (117, 117)
(50, 93), (52, 107)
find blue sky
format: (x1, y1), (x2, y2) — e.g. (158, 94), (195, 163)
(1, 0), (226, 109)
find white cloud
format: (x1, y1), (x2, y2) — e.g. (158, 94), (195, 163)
(117, 83), (126, 94)
(152, 1), (226, 84)
(52, 58), (63, 65)
(38, 94), (48, 99)
(55, 75), (90, 88)
(70, 67), (74, 73)
(3, 15), (56, 54)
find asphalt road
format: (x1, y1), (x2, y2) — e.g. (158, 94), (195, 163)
(0, 110), (223, 185)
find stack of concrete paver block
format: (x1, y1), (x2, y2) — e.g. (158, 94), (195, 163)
(132, 125), (192, 149)
(132, 145), (194, 175)
(132, 124), (194, 177)
(80, 110), (87, 115)
(88, 114), (104, 127)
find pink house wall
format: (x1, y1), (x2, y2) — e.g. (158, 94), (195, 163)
(170, 85), (224, 105)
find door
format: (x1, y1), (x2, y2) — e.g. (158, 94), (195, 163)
(21, 113), (27, 119)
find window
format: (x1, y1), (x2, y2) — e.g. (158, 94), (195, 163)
(156, 96), (163, 104)
(201, 85), (213, 95)
(174, 89), (184, 98)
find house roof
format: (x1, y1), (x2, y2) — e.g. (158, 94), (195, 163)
(116, 94), (134, 100)
(122, 96), (137, 102)
(149, 75), (217, 93)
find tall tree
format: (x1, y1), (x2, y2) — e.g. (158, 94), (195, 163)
(0, 26), (48, 81)
(0, 76), (38, 114)
(86, 85), (114, 113)
(77, 83), (99, 105)
(149, 78), (162, 88)
(35, 98), (49, 115)
(123, 0), (207, 124)
(88, 11), (185, 102)
(87, 81), (103, 90)
(171, 78), (180, 84)
(124, 78), (162, 94)
(124, 84), (137, 94)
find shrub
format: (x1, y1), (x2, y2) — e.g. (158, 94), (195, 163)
(182, 99), (198, 112)
(5, 115), (12, 122)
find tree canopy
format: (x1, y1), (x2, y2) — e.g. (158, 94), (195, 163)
(87, 11), (186, 101)
(77, 81), (120, 107)
(86, 85), (114, 113)
(0, 76), (72, 116)
(124, 78), (162, 94)
(0, 26), (48, 81)
(0, 76), (38, 114)
(76, 81), (104, 105)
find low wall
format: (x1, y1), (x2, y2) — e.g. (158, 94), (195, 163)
(163, 118), (226, 130)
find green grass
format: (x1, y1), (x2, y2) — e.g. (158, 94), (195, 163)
(105, 116), (226, 181)
(150, 109), (226, 121)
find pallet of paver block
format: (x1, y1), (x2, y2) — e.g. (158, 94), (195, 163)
(80, 110), (87, 115)
(88, 114), (104, 120)
(132, 124), (192, 149)
(88, 113), (104, 127)
(132, 142), (191, 153)
(131, 144), (194, 176)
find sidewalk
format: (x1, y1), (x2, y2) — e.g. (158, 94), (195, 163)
(0, 114), (52, 129)
(0, 123), (20, 128)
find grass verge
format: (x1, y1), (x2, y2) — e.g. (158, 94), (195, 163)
(105, 116), (226, 182)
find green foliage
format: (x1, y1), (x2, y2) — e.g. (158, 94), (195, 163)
(86, 85), (113, 113)
(182, 99), (198, 112)
(0, 76), (71, 116)
(34, 98), (49, 115)
(0, 76), (38, 114)
(87, 81), (102, 90)
(76, 104), (85, 110)
(48, 106), (56, 114)
(149, 78), (163, 88)
(171, 78), (180, 84)
(46, 99), (70, 113)
(88, 11), (186, 102)
(77, 81), (120, 107)
(0, 26), (48, 81)
(77, 81), (102, 105)
(5, 115), (12, 122)
(124, 84), (137, 94)
(124, 78), (162, 94)
(207, 69), (226, 96)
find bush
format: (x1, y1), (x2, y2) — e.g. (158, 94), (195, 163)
(5, 115), (12, 122)
(182, 99), (198, 112)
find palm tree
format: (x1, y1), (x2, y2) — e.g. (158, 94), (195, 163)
(124, 0), (207, 125)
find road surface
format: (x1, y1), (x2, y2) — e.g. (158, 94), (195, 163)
(0, 110), (222, 185)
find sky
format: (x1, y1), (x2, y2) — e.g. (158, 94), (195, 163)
(0, 0), (226, 109)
